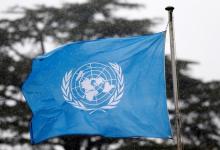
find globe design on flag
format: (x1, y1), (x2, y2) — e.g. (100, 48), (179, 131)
(71, 63), (117, 106)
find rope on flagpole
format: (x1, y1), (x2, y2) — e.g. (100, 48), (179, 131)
(165, 6), (183, 150)
(165, 21), (169, 31)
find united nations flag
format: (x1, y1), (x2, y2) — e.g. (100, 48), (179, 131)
(22, 32), (172, 144)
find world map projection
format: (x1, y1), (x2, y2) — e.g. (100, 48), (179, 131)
(71, 63), (117, 106)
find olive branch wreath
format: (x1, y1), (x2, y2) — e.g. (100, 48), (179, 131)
(61, 63), (124, 114)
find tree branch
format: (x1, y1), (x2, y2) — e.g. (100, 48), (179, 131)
(9, 46), (29, 59)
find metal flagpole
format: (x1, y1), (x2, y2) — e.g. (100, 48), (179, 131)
(165, 6), (182, 150)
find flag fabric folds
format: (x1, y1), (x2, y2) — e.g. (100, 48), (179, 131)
(22, 32), (172, 144)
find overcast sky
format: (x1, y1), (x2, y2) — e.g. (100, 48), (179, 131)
(1, 0), (220, 82)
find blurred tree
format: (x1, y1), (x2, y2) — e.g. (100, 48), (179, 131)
(0, 0), (220, 150)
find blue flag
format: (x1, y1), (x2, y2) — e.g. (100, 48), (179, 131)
(22, 32), (172, 144)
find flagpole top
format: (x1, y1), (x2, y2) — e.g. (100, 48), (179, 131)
(165, 6), (175, 12)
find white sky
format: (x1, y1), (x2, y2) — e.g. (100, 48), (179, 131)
(1, 0), (220, 82)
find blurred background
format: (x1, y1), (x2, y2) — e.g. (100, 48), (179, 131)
(0, 0), (220, 149)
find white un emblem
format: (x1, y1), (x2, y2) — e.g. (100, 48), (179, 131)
(61, 62), (124, 114)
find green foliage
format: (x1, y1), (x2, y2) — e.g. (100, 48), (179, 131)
(0, 0), (220, 149)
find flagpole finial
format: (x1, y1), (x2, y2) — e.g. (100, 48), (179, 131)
(165, 6), (174, 12)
